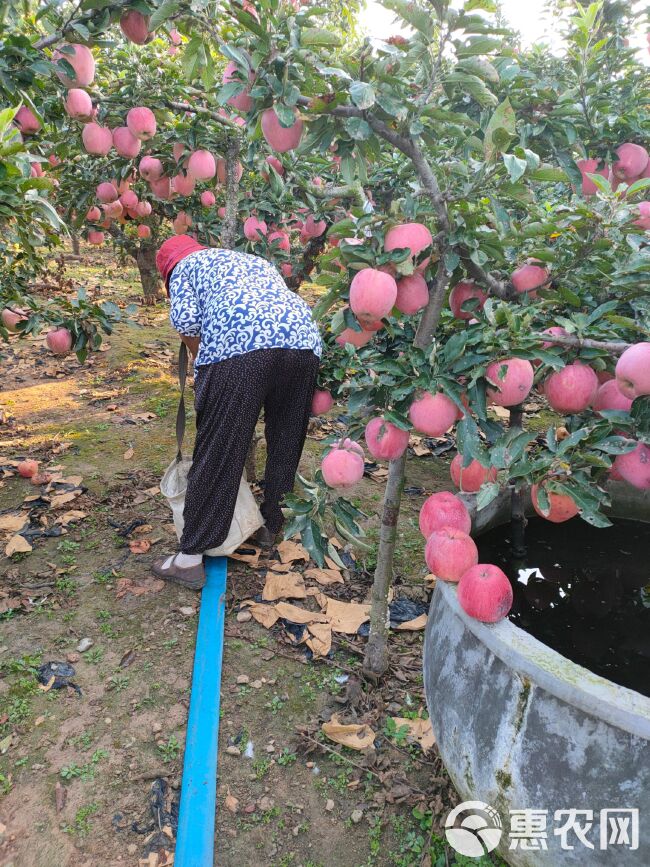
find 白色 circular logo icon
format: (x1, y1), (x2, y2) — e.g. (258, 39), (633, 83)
(444, 800), (503, 857)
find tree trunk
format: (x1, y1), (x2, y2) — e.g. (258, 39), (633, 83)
(509, 405), (527, 558)
(136, 244), (163, 305)
(362, 261), (450, 681)
(363, 450), (408, 680)
(70, 231), (80, 256)
(221, 139), (240, 251)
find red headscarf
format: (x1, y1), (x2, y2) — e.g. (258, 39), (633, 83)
(156, 236), (207, 288)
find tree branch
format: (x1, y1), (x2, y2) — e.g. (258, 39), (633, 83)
(414, 260), (451, 349)
(163, 100), (244, 135)
(104, 222), (137, 256)
(531, 333), (629, 353)
(461, 255), (513, 300)
(306, 180), (367, 208)
(35, 1), (130, 49)
(286, 230), (329, 292)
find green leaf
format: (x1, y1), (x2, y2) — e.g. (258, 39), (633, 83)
(274, 103), (298, 128)
(301, 518), (327, 567)
(484, 98), (515, 161)
(381, 0), (433, 36)
(587, 172), (612, 195)
(375, 90), (408, 120)
(593, 436), (637, 455)
(503, 153), (527, 183)
(349, 81), (376, 110)
(580, 511), (613, 529)
(220, 43), (250, 71)
(458, 57), (499, 84)
(182, 35), (203, 80)
(301, 28), (342, 47)
(476, 482), (500, 511)
(344, 117), (371, 141)
(383, 409), (410, 430)
(556, 284), (581, 307)
(534, 483), (550, 516)
(626, 177), (650, 197)
(444, 71), (498, 107)
(530, 166), (568, 183)
(0, 107), (19, 135)
(70, 21), (91, 40)
(149, 0), (182, 29)
(456, 36), (504, 57)
(631, 396), (650, 433)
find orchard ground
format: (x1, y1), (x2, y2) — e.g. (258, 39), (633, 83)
(0, 244), (567, 867)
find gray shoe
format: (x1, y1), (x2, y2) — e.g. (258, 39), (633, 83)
(152, 554), (206, 590)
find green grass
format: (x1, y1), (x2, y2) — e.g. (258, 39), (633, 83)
(157, 735), (180, 763)
(64, 803), (99, 837)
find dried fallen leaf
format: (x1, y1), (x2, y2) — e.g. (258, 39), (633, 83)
(133, 524), (153, 535)
(391, 716), (435, 753)
(274, 602), (329, 625)
(60, 475), (83, 487)
(5, 534), (32, 556)
(305, 622), (332, 657)
(225, 790), (239, 813)
(396, 613), (427, 631)
(262, 571), (306, 601)
(322, 714), (376, 751)
(228, 546), (261, 567)
(129, 539), (151, 554)
(304, 568), (344, 586)
(276, 539), (310, 564)
(56, 510), (87, 527)
(267, 561), (292, 573)
(319, 596), (370, 634)
(0, 513), (28, 533)
(123, 447), (134, 460)
(50, 490), (81, 508)
(242, 601), (280, 629)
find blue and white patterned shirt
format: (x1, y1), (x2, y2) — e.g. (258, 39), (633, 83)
(168, 248), (322, 367)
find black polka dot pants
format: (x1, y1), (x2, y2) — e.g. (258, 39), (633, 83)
(180, 348), (319, 554)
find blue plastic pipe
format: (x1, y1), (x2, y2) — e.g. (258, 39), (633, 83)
(175, 555), (227, 867)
